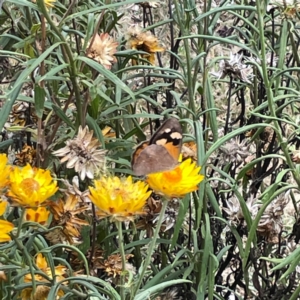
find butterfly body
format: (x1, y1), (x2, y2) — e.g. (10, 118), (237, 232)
(132, 118), (182, 176)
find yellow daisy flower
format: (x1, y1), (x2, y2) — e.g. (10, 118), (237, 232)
(0, 154), (11, 190)
(21, 253), (66, 300)
(146, 158), (204, 199)
(25, 206), (50, 225)
(88, 176), (151, 222)
(7, 164), (58, 208)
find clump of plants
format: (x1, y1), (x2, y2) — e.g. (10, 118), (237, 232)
(1, 0), (300, 299)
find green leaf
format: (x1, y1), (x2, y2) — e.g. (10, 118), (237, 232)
(76, 56), (135, 101)
(134, 279), (191, 300)
(52, 105), (75, 129)
(34, 84), (45, 118)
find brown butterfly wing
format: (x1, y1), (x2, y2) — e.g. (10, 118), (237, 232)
(149, 117), (182, 161)
(131, 141), (149, 171)
(132, 144), (178, 176)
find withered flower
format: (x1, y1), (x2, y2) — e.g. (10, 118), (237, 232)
(211, 52), (253, 83)
(53, 126), (107, 181)
(9, 102), (37, 127)
(14, 144), (36, 167)
(86, 33), (118, 69)
(223, 194), (258, 226)
(126, 27), (164, 65)
(99, 253), (135, 278)
(61, 176), (90, 203)
(182, 141), (197, 162)
(48, 195), (89, 243)
(257, 192), (290, 243)
(218, 138), (251, 165)
(136, 197), (182, 237)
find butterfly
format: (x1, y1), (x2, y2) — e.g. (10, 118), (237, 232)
(131, 118), (183, 176)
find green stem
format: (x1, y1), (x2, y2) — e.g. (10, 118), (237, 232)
(16, 208), (26, 237)
(117, 221), (126, 300)
(36, 0), (83, 126)
(256, 2), (300, 187)
(173, 0), (196, 116)
(130, 199), (169, 299)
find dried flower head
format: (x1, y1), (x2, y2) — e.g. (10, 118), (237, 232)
(257, 192), (290, 243)
(9, 101), (37, 127)
(86, 33), (118, 69)
(268, 0), (300, 17)
(126, 27), (164, 65)
(99, 253), (135, 278)
(61, 176), (90, 203)
(0, 154), (11, 190)
(146, 159), (204, 199)
(53, 126), (107, 181)
(48, 195), (89, 243)
(223, 194), (259, 226)
(155, 288), (180, 300)
(211, 52), (253, 83)
(14, 144), (36, 167)
(89, 176), (150, 222)
(136, 196), (180, 237)
(218, 138), (251, 165)
(182, 141), (197, 162)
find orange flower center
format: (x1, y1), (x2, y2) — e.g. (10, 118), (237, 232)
(112, 188), (128, 201)
(20, 178), (40, 196)
(162, 167), (182, 183)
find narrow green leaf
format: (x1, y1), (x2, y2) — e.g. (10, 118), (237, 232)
(34, 84), (45, 118)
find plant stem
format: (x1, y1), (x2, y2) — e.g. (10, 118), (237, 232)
(117, 220), (126, 300)
(37, 0), (83, 127)
(130, 199), (168, 299)
(256, 1), (300, 187)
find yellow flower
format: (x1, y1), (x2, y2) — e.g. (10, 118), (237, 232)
(0, 200), (7, 216)
(0, 154), (11, 190)
(21, 253), (66, 300)
(25, 207), (50, 225)
(44, 0), (55, 7)
(0, 220), (14, 243)
(88, 176), (151, 222)
(146, 158), (204, 199)
(0, 200), (14, 243)
(7, 164), (58, 208)
(126, 27), (164, 65)
(32, 0), (56, 9)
